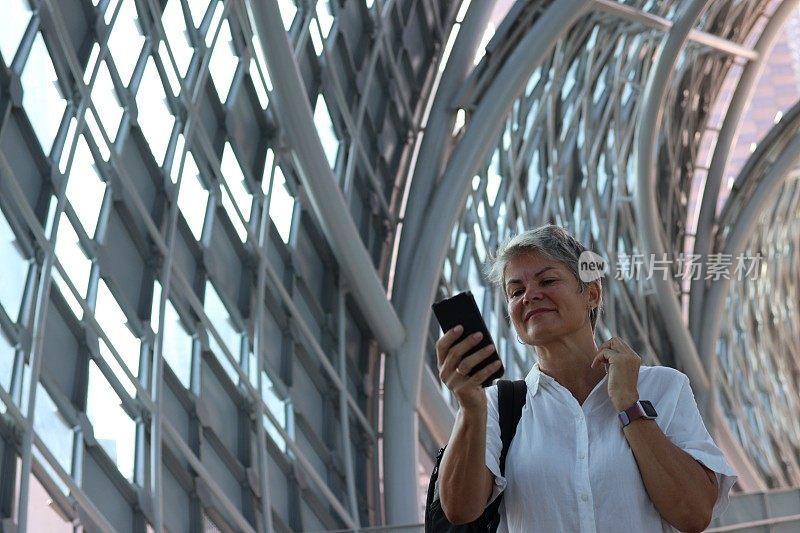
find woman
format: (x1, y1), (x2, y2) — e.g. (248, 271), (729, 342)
(435, 225), (737, 532)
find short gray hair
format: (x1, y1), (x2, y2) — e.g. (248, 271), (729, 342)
(485, 225), (603, 330)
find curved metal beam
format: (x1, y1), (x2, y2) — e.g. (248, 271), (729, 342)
(634, 0), (711, 401)
(385, 0), (592, 524)
(698, 125), (800, 490)
(689, 0), (800, 347)
(392, 0), (498, 453)
(250, 0), (405, 353)
(395, 0), (498, 285)
(698, 125), (800, 398)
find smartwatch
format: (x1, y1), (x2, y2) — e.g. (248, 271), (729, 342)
(618, 400), (657, 427)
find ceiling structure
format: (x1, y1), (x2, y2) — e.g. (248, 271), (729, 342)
(0, 0), (798, 531)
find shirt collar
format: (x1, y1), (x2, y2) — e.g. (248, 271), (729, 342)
(524, 361), (554, 397)
(524, 361), (611, 410)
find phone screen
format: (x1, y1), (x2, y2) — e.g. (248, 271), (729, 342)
(431, 291), (504, 387)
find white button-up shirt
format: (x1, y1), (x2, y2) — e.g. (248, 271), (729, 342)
(485, 363), (737, 532)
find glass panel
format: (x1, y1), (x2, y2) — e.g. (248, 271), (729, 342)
(267, 165), (294, 243)
(276, 0), (297, 31)
(160, 298), (193, 389)
(85, 110), (111, 161)
(21, 33), (67, 154)
(250, 57), (270, 109)
(0, 210), (30, 321)
(84, 43), (100, 85)
(136, 56), (175, 165)
(34, 386), (74, 473)
(262, 371), (287, 452)
(98, 338), (137, 397)
(162, 0), (194, 78)
(187, 0), (210, 28)
(204, 1), (223, 47)
(177, 151), (208, 241)
(204, 281), (240, 383)
(94, 280), (141, 379)
(309, 19), (324, 55)
(0, 329), (15, 392)
(313, 95), (339, 169)
(26, 472), (74, 532)
(202, 513), (223, 533)
(315, 0), (334, 39)
(107, 0), (144, 86)
(86, 361), (136, 481)
(91, 60), (123, 143)
(53, 213), (92, 305)
(0, 0), (31, 65)
(65, 135), (106, 238)
(249, 31), (272, 108)
(208, 18), (238, 103)
(219, 143), (252, 242)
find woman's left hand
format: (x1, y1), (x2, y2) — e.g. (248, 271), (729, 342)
(590, 337), (641, 412)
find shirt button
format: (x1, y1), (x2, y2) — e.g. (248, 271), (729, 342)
(579, 452), (586, 459)
(581, 494), (589, 502)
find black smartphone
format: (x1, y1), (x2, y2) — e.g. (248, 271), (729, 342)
(431, 291), (504, 387)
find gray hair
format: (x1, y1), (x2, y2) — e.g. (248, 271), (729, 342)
(485, 225), (603, 331)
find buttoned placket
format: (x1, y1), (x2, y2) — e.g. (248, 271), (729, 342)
(546, 377), (599, 533)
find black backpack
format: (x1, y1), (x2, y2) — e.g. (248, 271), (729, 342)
(424, 380), (527, 532)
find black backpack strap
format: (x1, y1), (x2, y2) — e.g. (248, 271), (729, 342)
(497, 379), (527, 475)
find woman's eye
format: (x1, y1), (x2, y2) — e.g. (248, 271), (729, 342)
(510, 289), (524, 298)
(541, 279), (555, 285)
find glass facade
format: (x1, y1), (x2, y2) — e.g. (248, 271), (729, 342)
(1, 0), (799, 531)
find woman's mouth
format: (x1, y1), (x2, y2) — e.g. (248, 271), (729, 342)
(525, 309), (554, 321)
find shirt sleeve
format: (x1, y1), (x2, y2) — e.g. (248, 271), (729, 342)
(484, 385), (507, 506)
(664, 374), (738, 520)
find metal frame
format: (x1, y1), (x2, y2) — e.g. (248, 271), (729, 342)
(3, 0), (800, 530)
(0, 0), (450, 530)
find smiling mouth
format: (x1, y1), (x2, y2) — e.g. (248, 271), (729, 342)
(526, 310), (554, 321)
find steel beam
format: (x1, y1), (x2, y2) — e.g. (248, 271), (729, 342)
(249, 0), (405, 354)
(697, 129), (800, 420)
(386, 0), (592, 524)
(593, 0), (759, 60)
(634, 0), (712, 402)
(689, 0), (800, 347)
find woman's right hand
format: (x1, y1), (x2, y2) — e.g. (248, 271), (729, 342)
(436, 325), (501, 411)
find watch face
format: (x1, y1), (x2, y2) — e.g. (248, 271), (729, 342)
(640, 400), (657, 417)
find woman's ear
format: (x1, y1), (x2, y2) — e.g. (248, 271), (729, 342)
(589, 280), (602, 309)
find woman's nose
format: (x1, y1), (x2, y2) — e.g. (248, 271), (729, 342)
(522, 286), (543, 303)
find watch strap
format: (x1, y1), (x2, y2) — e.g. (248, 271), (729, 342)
(618, 400), (657, 427)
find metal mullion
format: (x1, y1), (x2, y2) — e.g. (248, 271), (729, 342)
(14, 150), (79, 533)
(252, 243), (377, 440)
(137, 0), (242, 528)
(375, 21), (415, 121)
(9, 1), (107, 523)
(166, 270), (253, 389)
(591, 0), (759, 60)
(46, 253), (156, 412)
(161, 419), (258, 533)
(337, 284), (360, 527)
(336, 4), (387, 204)
(255, 390), (357, 529)
(251, 131), (276, 533)
(318, 43), (393, 220)
(147, 0), (266, 254)
(142, 0), (196, 102)
(188, 115), (261, 247)
(31, 432), (117, 532)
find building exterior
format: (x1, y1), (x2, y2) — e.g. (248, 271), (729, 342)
(0, 0), (798, 531)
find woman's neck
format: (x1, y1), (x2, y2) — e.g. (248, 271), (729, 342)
(535, 329), (604, 396)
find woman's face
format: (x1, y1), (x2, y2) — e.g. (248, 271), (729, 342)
(504, 251), (597, 345)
